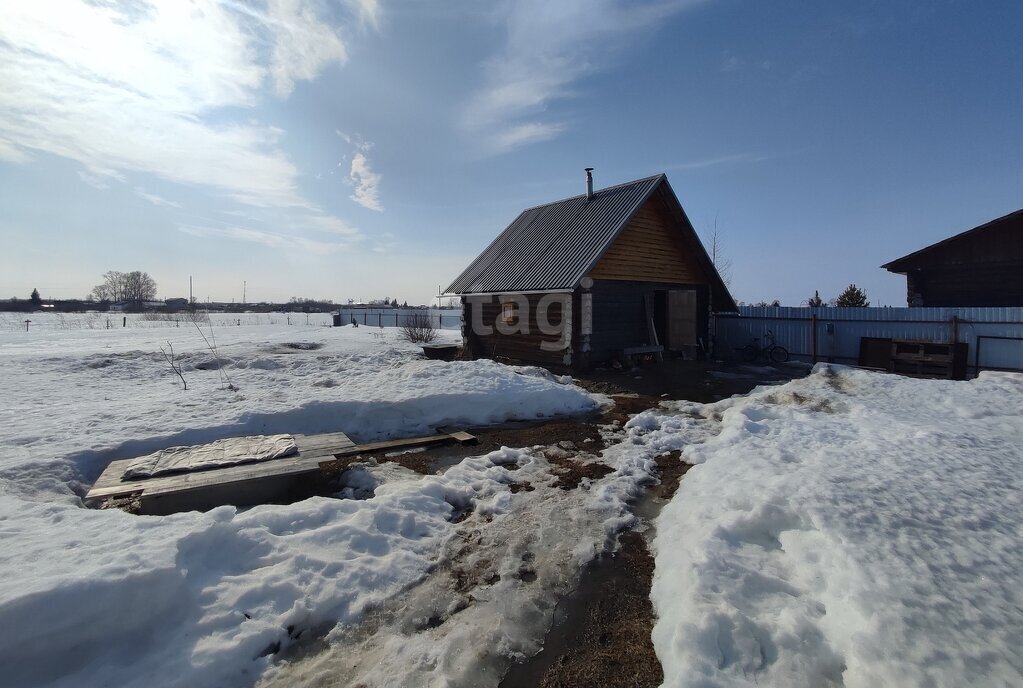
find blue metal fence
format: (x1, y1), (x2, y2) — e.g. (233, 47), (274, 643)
(715, 306), (1023, 373)
(336, 308), (463, 330)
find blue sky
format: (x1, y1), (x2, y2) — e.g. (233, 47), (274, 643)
(1, 0), (1020, 306)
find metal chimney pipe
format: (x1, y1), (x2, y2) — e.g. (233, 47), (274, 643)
(585, 168), (594, 201)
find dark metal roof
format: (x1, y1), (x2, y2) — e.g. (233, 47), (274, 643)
(446, 173), (738, 311)
(446, 175), (664, 294)
(881, 208), (1023, 273)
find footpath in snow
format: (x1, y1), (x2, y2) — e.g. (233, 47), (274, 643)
(638, 365), (1023, 687)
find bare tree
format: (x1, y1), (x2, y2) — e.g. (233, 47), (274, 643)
(708, 217), (733, 289)
(123, 271), (157, 309)
(91, 270), (157, 309)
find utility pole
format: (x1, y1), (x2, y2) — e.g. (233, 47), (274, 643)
(243, 280), (246, 305)
(189, 276), (193, 305)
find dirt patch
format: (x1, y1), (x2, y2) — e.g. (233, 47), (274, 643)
(652, 450), (692, 501)
(319, 450), (436, 477)
(601, 394), (663, 428)
(280, 342), (324, 351)
(500, 532), (662, 688)
(576, 358), (806, 403)
(545, 452), (614, 490)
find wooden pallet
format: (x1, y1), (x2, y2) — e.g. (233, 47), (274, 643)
(86, 430), (475, 515)
(889, 340), (956, 379)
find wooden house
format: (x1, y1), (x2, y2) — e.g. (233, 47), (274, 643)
(445, 171), (737, 369)
(882, 209), (1023, 307)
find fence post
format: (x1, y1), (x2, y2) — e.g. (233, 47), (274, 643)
(810, 313), (817, 363)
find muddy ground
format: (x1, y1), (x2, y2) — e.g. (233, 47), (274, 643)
(305, 358), (805, 687)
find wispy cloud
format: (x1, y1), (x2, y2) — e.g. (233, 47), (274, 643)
(371, 232), (397, 253)
(134, 187), (181, 208)
(720, 51), (743, 72)
(349, 153), (383, 211)
(0, 0), (371, 217)
(78, 171), (114, 190)
(337, 131), (383, 211)
(178, 222), (358, 254)
(307, 214), (362, 238)
(662, 152), (768, 171)
(463, 0), (708, 153)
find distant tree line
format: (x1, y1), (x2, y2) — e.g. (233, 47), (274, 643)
(90, 271), (158, 310)
(743, 284), (872, 308)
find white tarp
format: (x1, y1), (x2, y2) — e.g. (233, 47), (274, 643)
(122, 434), (298, 479)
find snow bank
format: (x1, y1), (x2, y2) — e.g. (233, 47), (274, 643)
(0, 322), (599, 492)
(0, 318), (603, 687)
(646, 366), (1023, 687)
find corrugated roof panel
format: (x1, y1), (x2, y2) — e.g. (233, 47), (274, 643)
(446, 175), (664, 294)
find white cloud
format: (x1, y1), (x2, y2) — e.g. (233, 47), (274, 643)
(463, 0), (708, 153)
(349, 152), (383, 211)
(306, 215), (360, 238)
(0, 0), (362, 211)
(262, 0), (349, 97)
(134, 187), (182, 208)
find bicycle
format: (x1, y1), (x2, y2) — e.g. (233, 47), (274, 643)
(740, 330), (789, 363)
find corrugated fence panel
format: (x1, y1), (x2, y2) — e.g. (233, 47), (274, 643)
(716, 307), (1023, 372)
(336, 308), (463, 330)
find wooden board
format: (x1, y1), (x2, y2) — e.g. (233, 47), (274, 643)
(330, 431), (476, 457)
(86, 432), (354, 502)
(85, 430), (476, 514)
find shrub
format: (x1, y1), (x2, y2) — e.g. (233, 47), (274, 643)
(400, 312), (438, 344)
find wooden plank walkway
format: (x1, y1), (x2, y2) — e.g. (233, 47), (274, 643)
(86, 430), (475, 515)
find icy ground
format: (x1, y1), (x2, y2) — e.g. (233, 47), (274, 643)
(4, 313), (1020, 688)
(0, 313), (624, 688)
(639, 365), (1023, 687)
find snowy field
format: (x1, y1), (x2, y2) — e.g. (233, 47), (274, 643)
(637, 365), (1023, 687)
(2, 312), (1020, 687)
(0, 312), (618, 687)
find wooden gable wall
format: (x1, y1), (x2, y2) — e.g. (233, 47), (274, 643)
(587, 194), (706, 284)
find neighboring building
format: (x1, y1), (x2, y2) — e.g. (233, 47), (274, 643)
(882, 209), (1023, 307)
(165, 298), (189, 309)
(446, 171), (737, 369)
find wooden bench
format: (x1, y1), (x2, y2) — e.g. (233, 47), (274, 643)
(621, 345), (664, 366)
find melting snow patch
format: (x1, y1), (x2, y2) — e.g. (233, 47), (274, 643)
(648, 365), (1023, 687)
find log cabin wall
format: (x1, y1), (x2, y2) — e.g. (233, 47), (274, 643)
(587, 197), (704, 284)
(907, 264), (1023, 307)
(462, 293), (571, 366)
(889, 211), (1022, 307)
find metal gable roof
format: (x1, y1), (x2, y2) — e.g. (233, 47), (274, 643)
(446, 174), (664, 294)
(881, 208), (1023, 273)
